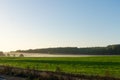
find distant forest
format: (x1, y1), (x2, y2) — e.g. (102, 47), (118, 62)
(15, 44), (120, 55)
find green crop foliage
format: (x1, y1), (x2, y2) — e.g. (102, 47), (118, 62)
(0, 56), (120, 77)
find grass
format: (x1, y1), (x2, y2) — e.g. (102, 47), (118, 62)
(0, 56), (120, 77)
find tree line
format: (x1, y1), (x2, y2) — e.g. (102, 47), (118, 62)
(15, 44), (120, 55)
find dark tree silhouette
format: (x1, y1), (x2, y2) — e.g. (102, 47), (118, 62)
(15, 44), (120, 55)
(0, 51), (5, 56)
(19, 54), (24, 57)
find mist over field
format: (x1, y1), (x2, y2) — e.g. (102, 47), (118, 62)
(4, 52), (90, 57)
(4, 52), (118, 57)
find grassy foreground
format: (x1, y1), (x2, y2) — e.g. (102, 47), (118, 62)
(0, 56), (120, 77)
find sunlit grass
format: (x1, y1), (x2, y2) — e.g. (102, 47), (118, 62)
(0, 56), (120, 77)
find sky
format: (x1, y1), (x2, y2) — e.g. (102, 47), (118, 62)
(0, 0), (120, 51)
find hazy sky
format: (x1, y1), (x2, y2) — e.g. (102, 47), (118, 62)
(0, 0), (120, 51)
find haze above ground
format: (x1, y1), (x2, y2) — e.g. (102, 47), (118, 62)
(0, 0), (120, 51)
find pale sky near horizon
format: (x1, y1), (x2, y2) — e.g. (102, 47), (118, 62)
(0, 0), (120, 51)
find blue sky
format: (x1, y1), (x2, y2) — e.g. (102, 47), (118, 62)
(0, 0), (120, 51)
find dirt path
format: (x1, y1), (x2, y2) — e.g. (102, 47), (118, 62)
(0, 75), (26, 80)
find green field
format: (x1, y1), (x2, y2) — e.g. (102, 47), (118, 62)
(0, 56), (120, 77)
